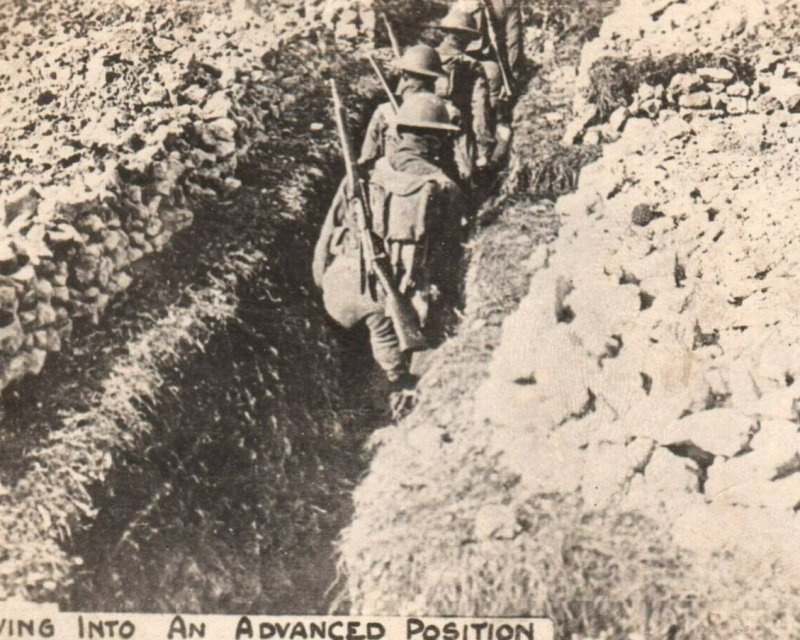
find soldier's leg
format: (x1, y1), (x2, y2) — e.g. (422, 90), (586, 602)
(364, 312), (408, 382)
(480, 60), (503, 114)
(364, 312), (417, 419)
(453, 133), (474, 185)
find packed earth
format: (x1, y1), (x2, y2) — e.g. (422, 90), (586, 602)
(1, 0), (800, 638)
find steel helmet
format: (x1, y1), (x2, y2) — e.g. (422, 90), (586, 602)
(394, 93), (460, 133)
(395, 44), (447, 79)
(436, 7), (481, 36)
(455, 0), (482, 13)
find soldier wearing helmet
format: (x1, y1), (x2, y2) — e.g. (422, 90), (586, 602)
(314, 93), (464, 416)
(358, 44), (450, 168)
(456, 0), (524, 83)
(433, 7), (495, 183)
(454, 0), (522, 154)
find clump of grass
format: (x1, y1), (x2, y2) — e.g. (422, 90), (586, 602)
(533, 144), (601, 201)
(0, 252), (259, 601)
(586, 52), (756, 120)
(509, 142), (601, 201)
(585, 56), (635, 121)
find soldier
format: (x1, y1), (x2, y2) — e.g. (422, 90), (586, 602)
(313, 93), (463, 415)
(457, 0), (524, 82)
(359, 44), (448, 167)
(452, 0), (521, 163)
(433, 7), (495, 183)
(482, 58), (512, 163)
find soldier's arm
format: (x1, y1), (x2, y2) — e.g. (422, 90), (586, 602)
(434, 179), (466, 244)
(470, 63), (496, 165)
(447, 181), (471, 235)
(431, 180), (468, 305)
(357, 106), (388, 165)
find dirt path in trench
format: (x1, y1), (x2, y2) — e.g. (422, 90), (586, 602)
(60, 170), (387, 611)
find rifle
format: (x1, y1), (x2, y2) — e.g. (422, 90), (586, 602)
(329, 80), (427, 352)
(368, 54), (399, 113)
(477, 0), (514, 98)
(381, 12), (402, 59)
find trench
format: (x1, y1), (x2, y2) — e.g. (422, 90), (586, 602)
(54, 98), (490, 615)
(52, 48), (495, 614)
(60, 129), (387, 611)
(0, 2), (608, 612)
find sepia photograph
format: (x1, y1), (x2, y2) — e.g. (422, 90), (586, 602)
(0, 0), (797, 637)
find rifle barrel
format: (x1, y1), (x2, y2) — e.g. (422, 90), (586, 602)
(329, 79), (356, 193)
(368, 54), (399, 112)
(381, 12), (402, 58)
(479, 0), (513, 96)
(328, 79), (426, 353)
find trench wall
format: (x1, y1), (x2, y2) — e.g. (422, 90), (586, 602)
(340, 0), (800, 637)
(0, 0), (387, 393)
(0, 0), (408, 604)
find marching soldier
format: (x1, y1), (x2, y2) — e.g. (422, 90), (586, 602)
(433, 7), (495, 183)
(313, 92), (464, 416)
(455, 0), (521, 160)
(359, 44), (448, 167)
(457, 0), (524, 83)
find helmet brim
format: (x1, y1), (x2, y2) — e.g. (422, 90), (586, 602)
(434, 24), (481, 36)
(395, 63), (448, 79)
(395, 120), (460, 133)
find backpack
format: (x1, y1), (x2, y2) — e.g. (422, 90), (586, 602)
(368, 158), (448, 300)
(321, 161), (451, 329)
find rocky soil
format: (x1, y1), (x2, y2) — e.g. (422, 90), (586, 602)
(7, 0), (800, 631)
(340, 0), (800, 637)
(0, 0), (386, 394)
(0, 0), (396, 608)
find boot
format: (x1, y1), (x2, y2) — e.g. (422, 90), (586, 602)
(388, 372), (419, 422)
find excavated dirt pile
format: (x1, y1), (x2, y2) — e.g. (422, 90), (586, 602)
(341, 0), (800, 637)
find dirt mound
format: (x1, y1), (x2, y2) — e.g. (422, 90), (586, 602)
(340, 1), (800, 636)
(566, 0), (800, 142)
